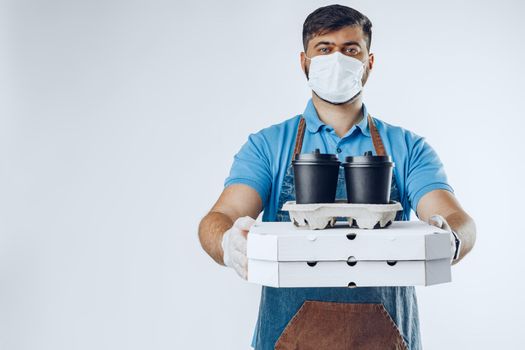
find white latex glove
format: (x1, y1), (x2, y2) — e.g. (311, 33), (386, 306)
(221, 216), (256, 280)
(428, 214), (459, 263)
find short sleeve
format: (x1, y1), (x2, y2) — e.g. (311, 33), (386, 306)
(224, 132), (272, 209)
(405, 132), (454, 215)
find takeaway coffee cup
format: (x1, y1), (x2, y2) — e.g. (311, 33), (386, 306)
(342, 151), (394, 204)
(292, 149), (340, 204)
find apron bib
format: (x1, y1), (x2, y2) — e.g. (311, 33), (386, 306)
(253, 115), (421, 350)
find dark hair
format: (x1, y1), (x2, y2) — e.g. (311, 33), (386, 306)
(303, 4), (372, 52)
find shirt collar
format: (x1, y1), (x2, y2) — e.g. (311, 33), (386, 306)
(302, 99), (371, 137)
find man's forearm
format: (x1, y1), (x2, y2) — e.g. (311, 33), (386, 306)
(444, 210), (477, 264)
(198, 211), (234, 265)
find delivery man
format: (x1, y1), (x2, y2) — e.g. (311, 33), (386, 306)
(198, 4), (476, 350)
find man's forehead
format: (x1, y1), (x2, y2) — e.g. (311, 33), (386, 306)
(309, 26), (366, 46)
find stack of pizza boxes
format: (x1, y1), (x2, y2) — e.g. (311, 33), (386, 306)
(247, 203), (453, 288)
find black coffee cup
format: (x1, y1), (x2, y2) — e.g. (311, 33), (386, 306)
(292, 149), (340, 204)
(342, 151), (394, 204)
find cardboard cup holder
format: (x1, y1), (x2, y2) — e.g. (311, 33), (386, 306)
(282, 200), (403, 230)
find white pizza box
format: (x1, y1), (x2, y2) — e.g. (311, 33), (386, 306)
(248, 258), (451, 288)
(247, 221), (452, 262)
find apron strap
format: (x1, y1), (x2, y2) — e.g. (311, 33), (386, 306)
(368, 114), (386, 156)
(292, 117), (306, 161)
(292, 113), (386, 162)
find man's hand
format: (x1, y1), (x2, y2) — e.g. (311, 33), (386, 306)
(221, 216), (256, 280)
(417, 189), (476, 264)
(198, 184), (262, 269)
(428, 214), (459, 265)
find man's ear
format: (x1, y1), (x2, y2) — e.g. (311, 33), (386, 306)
(300, 52), (307, 75)
(368, 52), (375, 71)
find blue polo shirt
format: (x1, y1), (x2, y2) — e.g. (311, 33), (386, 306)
(224, 99), (453, 221)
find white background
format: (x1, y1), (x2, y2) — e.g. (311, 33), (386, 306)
(1, 0), (524, 349)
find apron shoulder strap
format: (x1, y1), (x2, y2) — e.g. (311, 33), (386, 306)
(292, 116), (306, 161)
(367, 114), (387, 156)
(292, 114), (386, 161)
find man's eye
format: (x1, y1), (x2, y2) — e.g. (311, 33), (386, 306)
(319, 47), (330, 53)
(345, 48), (359, 55)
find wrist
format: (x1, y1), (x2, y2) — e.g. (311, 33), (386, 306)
(221, 229), (231, 267)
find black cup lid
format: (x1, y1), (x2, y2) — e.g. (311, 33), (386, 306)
(293, 148), (340, 163)
(344, 150), (393, 164)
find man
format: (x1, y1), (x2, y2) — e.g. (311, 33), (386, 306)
(198, 5), (476, 350)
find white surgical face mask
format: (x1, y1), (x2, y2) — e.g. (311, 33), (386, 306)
(306, 51), (367, 104)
